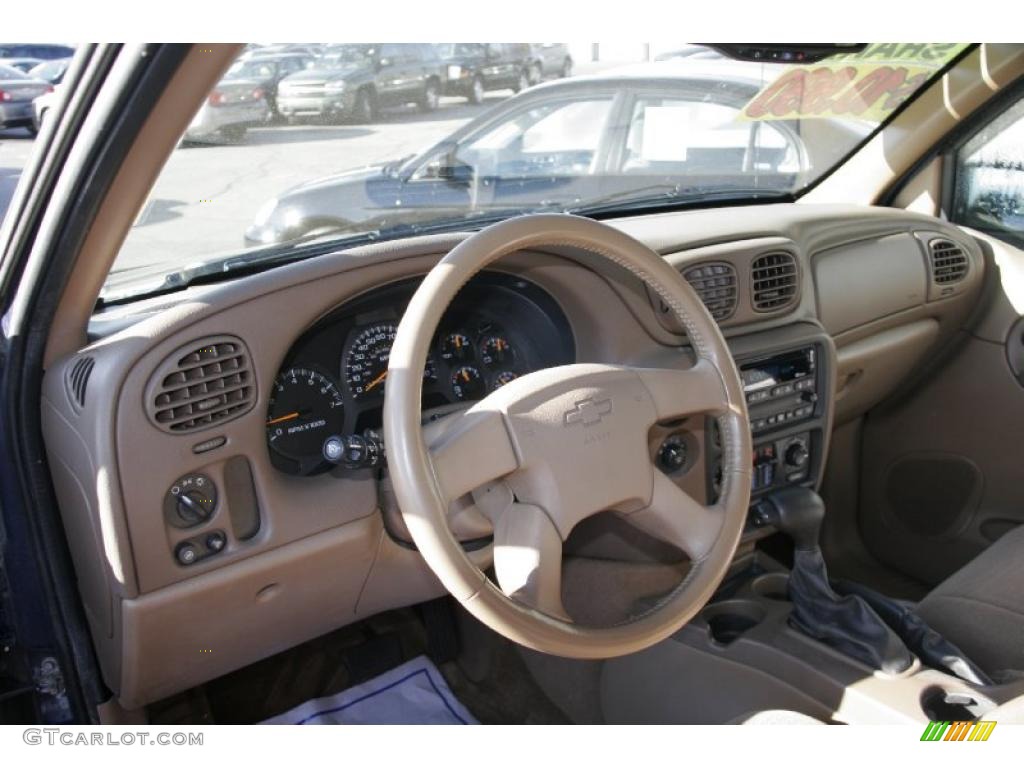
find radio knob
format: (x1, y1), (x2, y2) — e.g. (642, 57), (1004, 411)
(785, 440), (809, 469)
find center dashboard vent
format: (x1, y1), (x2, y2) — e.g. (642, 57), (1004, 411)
(682, 262), (738, 322)
(147, 336), (255, 433)
(751, 252), (799, 312)
(929, 238), (969, 284)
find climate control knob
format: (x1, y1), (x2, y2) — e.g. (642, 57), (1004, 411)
(785, 440), (810, 469)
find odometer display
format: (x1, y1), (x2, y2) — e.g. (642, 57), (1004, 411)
(266, 367), (345, 473)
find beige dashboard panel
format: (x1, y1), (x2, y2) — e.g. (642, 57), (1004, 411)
(814, 233), (928, 335)
(40, 202), (993, 708)
(118, 516), (380, 709)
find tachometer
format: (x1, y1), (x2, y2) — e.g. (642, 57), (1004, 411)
(266, 367), (345, 472)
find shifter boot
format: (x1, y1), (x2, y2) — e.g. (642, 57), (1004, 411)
(787, 548), (914, 674)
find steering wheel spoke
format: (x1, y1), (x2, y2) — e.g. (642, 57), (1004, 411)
(623, 469), (724, 561)
(493, 502), (571, 622)
(637, 359), (729, 422)
(426, 407), (519, 503)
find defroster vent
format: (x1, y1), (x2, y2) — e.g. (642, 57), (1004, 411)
(148, 336), (255, 433)
(751, 252), (799, 312)
(66, 356), (95, 410)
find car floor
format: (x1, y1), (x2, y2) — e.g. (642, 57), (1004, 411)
(147, 600), (570, 725)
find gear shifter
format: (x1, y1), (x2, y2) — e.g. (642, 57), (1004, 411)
(764, 487), (914, 674)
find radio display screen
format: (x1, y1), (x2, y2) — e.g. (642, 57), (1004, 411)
(740, 348), (815, 392)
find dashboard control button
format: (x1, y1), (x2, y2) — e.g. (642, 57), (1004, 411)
(206, 531), (227, 553)
(165, 473), (218, 529)
(176, 542), (199, 566)
(657, 435), (689, 473)
(785, 440), (810, 469)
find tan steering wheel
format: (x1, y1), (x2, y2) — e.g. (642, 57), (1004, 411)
(384, 214), (752, 658)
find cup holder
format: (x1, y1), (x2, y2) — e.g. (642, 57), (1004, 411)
(751, 573), (791, 602)
(702, 600), (767, 645)
(920, 685), (996, 721)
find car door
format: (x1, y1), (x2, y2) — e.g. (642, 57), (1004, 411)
(456, 93), (619, 211)
(856, 88), (1024, 588)
(598, 86), (804, 202)
(377, 44), (418, 105)
(394, 92), (618, 219)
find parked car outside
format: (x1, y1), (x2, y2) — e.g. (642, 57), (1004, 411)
(245, 62), (865, 246)
(0, 63), (52, 135)
(276, 43), (443, 124)
(0, 58), (43, 73)
(528, 43), (573, 82)
(0, 43), (74, 60)
(28, 57), (71, 85)
(184, 73), (271, 142)
(225, 53), (314, 119)
(437, 43), (535, 103)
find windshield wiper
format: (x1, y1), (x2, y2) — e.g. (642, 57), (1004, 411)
(100, 188), (794, 306)
(569, 186), (795, 218)
(97, 209), (547, 306)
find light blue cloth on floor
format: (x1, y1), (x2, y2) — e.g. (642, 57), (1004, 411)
(262, 655), (477, 725)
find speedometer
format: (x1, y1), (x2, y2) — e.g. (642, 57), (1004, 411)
(266, 367), (345, 474)
(344, 323), (436, 399)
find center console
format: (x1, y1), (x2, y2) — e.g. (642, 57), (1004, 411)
(705, 324), (835, 536)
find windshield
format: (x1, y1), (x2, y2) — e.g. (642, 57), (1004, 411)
(104, 42), (968, 301)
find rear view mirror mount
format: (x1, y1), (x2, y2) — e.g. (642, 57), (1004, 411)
(704, 44), (868, 64)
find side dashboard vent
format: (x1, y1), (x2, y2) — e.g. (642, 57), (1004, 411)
(929, 238), (969, 284)
(751, 252), (799, 312)
(682, 262), (738, 322)
(66, 356), (95, 409)
(148, 337), (255, 433)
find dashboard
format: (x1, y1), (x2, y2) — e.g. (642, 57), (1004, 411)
(42, 203), (988, 708)
(265, 272), (575, 476)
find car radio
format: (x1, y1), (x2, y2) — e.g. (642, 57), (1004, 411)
(740, 346), (819, 436)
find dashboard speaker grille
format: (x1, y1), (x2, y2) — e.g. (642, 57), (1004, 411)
(66, 356), (95, 409)
(682, 262), (738, 322)
(751, 252), (799, 312)
(149, 337), (255, 433)
(929, 239), (969, 284)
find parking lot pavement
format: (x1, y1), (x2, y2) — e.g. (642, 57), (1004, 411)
(2, 96), (500, 278)
(116, 96), (506, 275)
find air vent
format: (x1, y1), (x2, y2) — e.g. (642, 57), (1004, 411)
(929, 239), (969, 284)
(682, 262), (738, 322)
(148, 337), (255, 433)
(751, 252), (799, 312)
(66, 356), (95, 409)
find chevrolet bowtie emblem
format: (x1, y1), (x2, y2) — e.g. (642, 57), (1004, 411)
(564, 397), (613, 427)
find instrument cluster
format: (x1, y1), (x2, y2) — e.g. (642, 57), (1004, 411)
(265, 272), (574, 476)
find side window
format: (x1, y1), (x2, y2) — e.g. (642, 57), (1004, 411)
(951, 96), (1024, 248)
(458, 98), (614, 177)
(620, 96), (799, 176)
